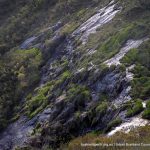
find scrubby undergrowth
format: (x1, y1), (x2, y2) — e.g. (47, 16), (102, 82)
(0, 0), (149, 149)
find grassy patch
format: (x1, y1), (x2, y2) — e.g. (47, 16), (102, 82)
(25, 82), (53, 118)
(67, 125), (150, 150)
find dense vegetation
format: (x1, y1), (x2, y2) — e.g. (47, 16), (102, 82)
(126, 99), (144, 117)
(142, 101), (150, 119)
(0, 0), (149, 149)
(121, 41), (150, 100)
(0, 65), (17, 131)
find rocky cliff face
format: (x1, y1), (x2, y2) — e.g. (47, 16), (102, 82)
(0, 0), (149, 149)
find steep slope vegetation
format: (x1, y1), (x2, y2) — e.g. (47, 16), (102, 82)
(0, 0), (149, 149)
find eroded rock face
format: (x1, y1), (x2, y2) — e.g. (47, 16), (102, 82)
(20, 21), (63, 50)
(0, 0), (149, 149)
(73, 0), (121, 44)
(0, 116), (34, 150)
(0, 106), (54, 149)
(0, 34), (127, 150)
(94, 70), (126, 98)
(24, 66), (129, 148)
(0, 65), (128, 149)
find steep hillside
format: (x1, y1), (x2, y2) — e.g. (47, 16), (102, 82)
(0, 0), (149, 149)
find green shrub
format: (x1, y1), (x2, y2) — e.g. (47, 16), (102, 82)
(54, 70), (72, 88)
(133, 65), (150, 78)
(66, 84), (91, 110)
(146, 100), (150, 108)
(126, 99), (144, 117)
(121, 40), (150, 69)
(121, 40), (150, 101)
(131, 77), (150, 99)
(96, 102), (108, 115)
(142, 109), (150, 120)
(105, 117), (122, 132)
(142, 100), (150, 120)
(121, 48), (138, 65)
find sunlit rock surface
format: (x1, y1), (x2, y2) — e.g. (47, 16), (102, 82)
(73, 0), (121, 44)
